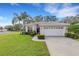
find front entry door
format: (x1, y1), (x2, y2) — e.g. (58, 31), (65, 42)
(36, 24), (40, 34)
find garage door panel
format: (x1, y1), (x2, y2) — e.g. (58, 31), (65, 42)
(44, 29), (65, 36)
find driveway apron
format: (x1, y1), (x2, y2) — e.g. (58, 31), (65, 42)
(45, 37), (79, 56)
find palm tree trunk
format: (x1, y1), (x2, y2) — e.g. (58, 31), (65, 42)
(18, 20), (21, 34)
(23, 20), (26, 32)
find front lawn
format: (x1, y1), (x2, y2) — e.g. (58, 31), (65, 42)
(0, 32), (49, 56)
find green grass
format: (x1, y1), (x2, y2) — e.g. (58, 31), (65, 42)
(0, 32), (49, 56)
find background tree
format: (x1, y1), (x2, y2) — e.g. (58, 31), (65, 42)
(14, 13), (22, 24)
(12, 17), (17, 25)
(62, 15), (79, 23)
(49, 16), (58, 21)
(43, 16), (50, 22)
(20, 12), (33, 31)
(4, 25), (13, 31)
(14, 24), (23, 31)
(0, 26), (3, 32)
(43, 16), (58, 22)
(12, 12), (33, 31)
(34, 15), (43, 22)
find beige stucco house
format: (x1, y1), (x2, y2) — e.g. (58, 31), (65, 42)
(26, 22), (69, 36)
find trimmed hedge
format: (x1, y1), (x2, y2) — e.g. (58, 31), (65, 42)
(65, 32), (79, 39)
(20, 31), (29, 35)
(74, 34), (79, 39)
(37, 34), (45, 39)
(30, 31), (37, 37)
(21, 31), (36, 37)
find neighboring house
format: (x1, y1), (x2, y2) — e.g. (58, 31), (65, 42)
(0, 26), (7, 32)
(0, 26), (3, 32)
(26, 22), (69, 36)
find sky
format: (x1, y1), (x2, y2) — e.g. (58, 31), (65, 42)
(0, 3), (79, 26)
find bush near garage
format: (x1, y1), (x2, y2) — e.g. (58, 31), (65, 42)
(37, 34), (45, 39)
(65, 32), (79, 39)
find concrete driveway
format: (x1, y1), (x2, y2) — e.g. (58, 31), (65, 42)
(45, 37), (79, 56)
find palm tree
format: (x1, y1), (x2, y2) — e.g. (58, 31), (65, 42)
(43, 16), (50, 22)
(12, 15), (22, 31)
(12, 12), (33, 32)
(49, 16), (58, 21)
(12, 17), (17, 26)
(14, 13), (22, 24)
(43, 16), (58, 22)
(34, 15), (43, 22)
(20, 12), (33, 31)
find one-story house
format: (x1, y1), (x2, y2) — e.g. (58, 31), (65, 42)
(25, 22), (70, 36)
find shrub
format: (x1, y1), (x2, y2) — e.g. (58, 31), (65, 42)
(65, 32), (79, 39)
(70, 33), (75, 38)
(65, 32), (74, 38)
(68, 23), (79, 33)
(37, 34), (45, 39)
(65, 33), (68, 37)
(65, 32), (71, 37)
(21, 31), (29, 35)
(74, 34), (79, 39)
(21, 31), (36, 37)
(32, 31), (36, 35)
(29, 31), (36, 37)
(30, 32), (36, 37)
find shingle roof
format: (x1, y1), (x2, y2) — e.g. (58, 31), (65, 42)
(26, 22), (70, 27)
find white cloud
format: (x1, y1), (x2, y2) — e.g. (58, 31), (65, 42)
(0, 16), (7, 21)
(57, 6), (79, 17)
(0, 16), (4, 20)
(0, 16), (11, 27)
(44, 4), (58, 14)
(44, 3), (79, 18)
(10, 3), (19, 6)
(62, 3), (72, 8)
(0, 22), (11, 27)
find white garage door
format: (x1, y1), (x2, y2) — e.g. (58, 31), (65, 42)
(44, 29), (65, 36)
